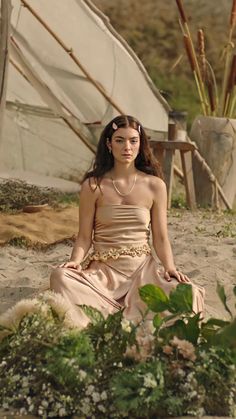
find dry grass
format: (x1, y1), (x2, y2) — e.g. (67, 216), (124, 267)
(0, 179), (79, 212)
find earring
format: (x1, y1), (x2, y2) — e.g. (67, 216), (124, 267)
(109, 148), (112, 154)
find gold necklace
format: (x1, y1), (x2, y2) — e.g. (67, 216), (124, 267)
(111, 173), (137, 197)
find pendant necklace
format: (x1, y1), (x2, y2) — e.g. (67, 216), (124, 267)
(111, 173), (137, 197)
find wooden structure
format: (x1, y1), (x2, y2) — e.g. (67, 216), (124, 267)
(150, 140), (197, 210)
(0, 0), (11, 143)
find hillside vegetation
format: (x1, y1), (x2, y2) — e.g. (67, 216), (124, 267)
(93, 0), (235, 125)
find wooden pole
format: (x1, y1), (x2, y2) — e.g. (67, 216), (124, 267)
(0, 0), (11, 144)
(20, 0), (124, 116)
(10, 37), (96, 154)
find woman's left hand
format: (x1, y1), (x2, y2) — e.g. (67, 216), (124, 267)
(164, 268), (190, 283)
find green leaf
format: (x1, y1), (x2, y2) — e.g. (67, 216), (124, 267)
(159, 319), (187, 341)
(168, 283), (193, 314)
(216, 282), (232, 318)
(201, 325), (217, 344)
(183, 313), (201, 344)
(78, 305), (105, 325)
(139, 284), (169, 312)
(203, 318), (230, 328)
(153, 313), (163, 329)
(211, 318), (236, 348)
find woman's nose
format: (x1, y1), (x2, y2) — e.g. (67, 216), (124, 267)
(124, 141), (131, 150)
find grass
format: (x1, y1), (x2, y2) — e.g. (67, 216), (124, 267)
(0, 180), (79, 212)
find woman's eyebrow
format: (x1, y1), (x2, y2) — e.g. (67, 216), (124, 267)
(114, 135), (139, 139)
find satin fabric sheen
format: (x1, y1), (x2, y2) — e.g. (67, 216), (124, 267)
(50, 205), (205, 328)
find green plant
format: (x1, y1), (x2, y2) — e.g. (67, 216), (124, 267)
(176, 0), (236, 117)
(0, 284), (235, 418)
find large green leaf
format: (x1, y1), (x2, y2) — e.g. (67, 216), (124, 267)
(139, 284), (169, 312)
(79, 304), (105, 325)
(183, 313), (201, 344)
(216, 282), (232, 318)
(168, 283), (193, 314)
(211, 318), (236, 348)
(159, 319), (187, 341)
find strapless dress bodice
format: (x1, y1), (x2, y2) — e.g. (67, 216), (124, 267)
(93, 204), (150, 247)
(87, 205), (151, 263)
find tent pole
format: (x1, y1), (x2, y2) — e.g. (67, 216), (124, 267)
(0, 0), (11, 145)
(20, 0), (124, 116)
(10, 39), (96, 154)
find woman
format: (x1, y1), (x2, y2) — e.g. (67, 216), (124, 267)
(50, 115), (204, 328)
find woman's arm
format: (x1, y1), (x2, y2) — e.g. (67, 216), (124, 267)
(150, 178), (189, 282)
(61, 179), (97, 269)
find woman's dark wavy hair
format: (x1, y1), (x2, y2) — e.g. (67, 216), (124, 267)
(82, 115), (163, 184)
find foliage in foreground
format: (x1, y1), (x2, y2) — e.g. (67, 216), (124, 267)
(0, 283), (235, 418)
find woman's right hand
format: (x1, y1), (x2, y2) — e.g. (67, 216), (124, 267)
(59, 261), (82, 270)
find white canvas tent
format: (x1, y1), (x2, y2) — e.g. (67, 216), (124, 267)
(0, 0), (170, 180)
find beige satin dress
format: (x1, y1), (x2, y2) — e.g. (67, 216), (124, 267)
(50, 205), (205, 328)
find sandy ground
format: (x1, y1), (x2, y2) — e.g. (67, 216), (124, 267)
(0, 207), (235, 319)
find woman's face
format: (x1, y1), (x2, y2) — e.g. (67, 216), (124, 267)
(108, 127), (140, 164)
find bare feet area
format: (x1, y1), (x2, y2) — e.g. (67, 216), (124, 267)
(0, 207), (235, 320)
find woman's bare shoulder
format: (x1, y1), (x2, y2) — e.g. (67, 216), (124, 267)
(139, 172), (166, 191)
(81, 177), (100, 195)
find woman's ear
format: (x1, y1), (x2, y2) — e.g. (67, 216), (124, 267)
(106, 138), (112, 153)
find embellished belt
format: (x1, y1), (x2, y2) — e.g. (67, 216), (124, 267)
(85, 243), (151, 264)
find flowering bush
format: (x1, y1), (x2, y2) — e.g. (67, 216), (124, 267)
(0, 284), (235, 418)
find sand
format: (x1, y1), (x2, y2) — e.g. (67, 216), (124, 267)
(0, 207), (235, 319)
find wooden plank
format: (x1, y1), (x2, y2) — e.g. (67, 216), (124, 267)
(163, 149), (174, 209)
(180, 150), (196, 209)
(151, 143), (165, 167)
(150, 140), (197, 152)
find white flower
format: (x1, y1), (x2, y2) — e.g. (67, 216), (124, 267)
(139, 388), (146, 396)
(28, 404), (34, 412)
(177, 368), (185, 377)
(0, 299), (40, 330)
(22, 377), (29, 388)
(86, 385), (95, 396)
(20, 407), (27, 415)
(98, 404), (106, 413)
(121, 318), (132, 333)
(43, 291), (72, 320)
(92, 392), (100, 403)
(59, 407), (66, 417)
(100, 391), (107, 400)
(80, 400), (91, 415)
(143, 373), (157, 389)
(79, 369), (87, 380)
